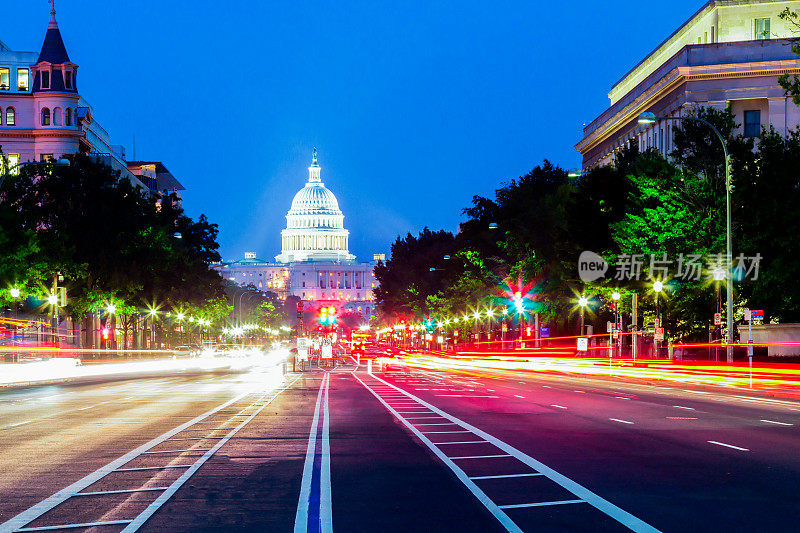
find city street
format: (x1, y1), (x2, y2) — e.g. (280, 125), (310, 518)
(1, 357), (798, 532)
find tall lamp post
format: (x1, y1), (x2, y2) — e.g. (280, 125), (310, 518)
(612, 291), (621, 358)
(653, 281), (663, 357)
(713, 267), (725, 362)
(639, 112), (733, 362)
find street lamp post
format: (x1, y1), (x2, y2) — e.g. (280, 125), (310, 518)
(578, 296), (589, 356)
(653, 281), (663, 358)
(639, 112), (733, 362)
(612, 291), (621, 358)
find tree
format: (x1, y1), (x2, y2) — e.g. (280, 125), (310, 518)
(778, 7), (800, 104)
(0, 154), (227, 347)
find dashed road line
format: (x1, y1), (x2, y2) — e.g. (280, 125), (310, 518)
(760, 419), (793, 426)
(551, 404), (567, 409)
(708, 440), (749, 451)
(673, 405), (695, 410)
(609, 418), (634, 425)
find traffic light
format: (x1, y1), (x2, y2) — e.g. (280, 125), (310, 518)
(296, 302), (303, 319)
(102, 327), (110, 340)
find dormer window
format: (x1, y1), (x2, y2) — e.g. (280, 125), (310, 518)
(41, 70), (50, 89)
(17, 69), (29, 91)
(64, 70), (72, 89)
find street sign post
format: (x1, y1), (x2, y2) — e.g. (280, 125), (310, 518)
(540, 327), (550, 338)
(714, 312), (721, 326)
(577, 337), (588, 352)
(750, 309), (764, 321)
(654, 328), (664, 342)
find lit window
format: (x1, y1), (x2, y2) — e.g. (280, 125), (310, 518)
(755, 18), (770, 40)
(65, 108), (72, 126)
(744, 110), (761, 137)
(41, 107), (51, 126)
(41, 70), (50, 89)
(17, 69), (29, 91)
(6, 154), (20, 174)
(64, 70), (73, 89)
(40, 154), (53, 162)
(0, 68), (8, 90)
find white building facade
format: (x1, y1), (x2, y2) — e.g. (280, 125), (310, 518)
(212, 151), (380, 320)
(576, 0), (800, 169)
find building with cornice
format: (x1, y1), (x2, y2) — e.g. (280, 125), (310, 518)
(0, 5), (183, 199)
(576, 0), (800, 169)
(212, 151), (380, 321)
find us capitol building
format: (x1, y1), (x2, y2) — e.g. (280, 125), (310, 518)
(212, 150), (382, 320)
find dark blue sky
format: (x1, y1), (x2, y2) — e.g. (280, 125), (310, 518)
(7, 1), (701, 262)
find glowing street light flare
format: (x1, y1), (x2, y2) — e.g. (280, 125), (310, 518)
(47, 294), (58, 306)
(176, 313), (185, 321)
(106, 303), (116, 314)
(578, 296), (589, 308)
(612, 291), (621, 301)
(9, 288), (20, 299)
(653, 280), (664, 293)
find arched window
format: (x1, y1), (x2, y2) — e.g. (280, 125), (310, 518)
(0, 107), (3, 126)
(65, 107), (72, 126)
(41, 107), (50, 126)
(53, 107), (62, 126)
(5, 107), (14, 126)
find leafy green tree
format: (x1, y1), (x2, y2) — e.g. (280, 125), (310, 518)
(778, 7), (800, 104)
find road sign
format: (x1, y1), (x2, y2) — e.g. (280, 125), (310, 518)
(654, 328), (664, 341)
(577, 337), (588, 351)
(750, 309), (764, 321)
(713, 312), (721, 326)
(540, 327), (550, 338)
(612, 328), (620, 340)
(501, 323), (508, 332)
(321, 344), (333, 359)
(606, 321), (613, 333)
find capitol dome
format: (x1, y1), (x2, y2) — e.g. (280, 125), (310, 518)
(289, 182), (340, 213)
(275, 150), (356, 263)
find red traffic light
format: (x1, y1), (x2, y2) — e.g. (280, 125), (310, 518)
(102, 327), (110, 340)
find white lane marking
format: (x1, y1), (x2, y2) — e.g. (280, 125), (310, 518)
(683, 390), (709, 394)
(518, 381), (526, 384)
(542, 385), (552, 388)
(294, 374), (328, 533)
(469, 473), (544, 480)
(435, 395), (500, 398)
(673, 406), (695, 410)
(609, 418), (634, 425)
(357, 374), (660, 533)
(435, 441), (487, 445)
(573, 390), (586, 393)
(760, 419), (793, 426)
(413, 423), (457, 426)
(2, 378), (299, 533)
(77, 404), (99, 411)
(615, 396), (631, 400)
(451, 454), (512, 460)
(421, 430), (472, 434)
(320, 375), (333, 533)
(551, 405), (567, 410)
(708, 440), (749, 451)
(499, 499), (585, 509)
(5, 420), (33, 428)
(513, 395), (525, 399)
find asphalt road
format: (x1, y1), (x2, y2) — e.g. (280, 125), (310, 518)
(1, 357), (798, 532)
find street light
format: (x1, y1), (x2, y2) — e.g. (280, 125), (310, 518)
(106, 303), (116, 314)
(653, 280), (664, 357)
(612, 291), (621, 357)
(9, 288), (20, 299)
(578, 295), (589, 337)
(639, 111), (733, 362)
